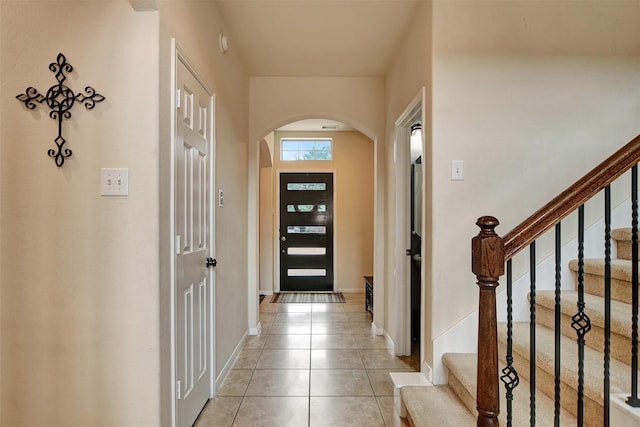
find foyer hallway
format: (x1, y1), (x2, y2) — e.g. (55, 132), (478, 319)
(194, 293), (417, 426)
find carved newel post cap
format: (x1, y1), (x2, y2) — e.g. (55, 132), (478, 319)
(476, 216), (500, 233)
(472, 216), (505, 278)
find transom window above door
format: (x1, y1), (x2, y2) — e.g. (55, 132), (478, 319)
(281, 138), (332, 161)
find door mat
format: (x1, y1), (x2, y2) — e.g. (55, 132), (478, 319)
(270, 292), (345, 303)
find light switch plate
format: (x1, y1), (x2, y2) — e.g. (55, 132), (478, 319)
(451, 160), (464, 181)
(101, 168), (129, 196)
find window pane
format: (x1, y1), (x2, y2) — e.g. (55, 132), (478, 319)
(298, 141), (318, 150)
(281, 151), (300, 161)
(288, 269), (326, 277)
(287, 183), (326, 191)
(281, 140), (299, 150)
(298, 150), (313, 160)
(287, 204), (326, 212)
(314, 149), (331, 160)
(280, 138), (332, 161)
(317, 141), (331, 149)
(287, 247), (326, 255)
(287, 226), (326, 234)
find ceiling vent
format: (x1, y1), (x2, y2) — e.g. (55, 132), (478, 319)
(321, 125), (338, 130)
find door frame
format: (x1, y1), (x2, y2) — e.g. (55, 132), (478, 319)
(394, 88), (426, 361)
(274, 169), (337, 293)
(168, 40), (216, 426)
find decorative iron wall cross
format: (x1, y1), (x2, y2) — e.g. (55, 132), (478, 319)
(16, 53), (106, 167)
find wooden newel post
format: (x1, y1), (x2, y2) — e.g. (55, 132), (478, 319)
(472, 216), (505, 427)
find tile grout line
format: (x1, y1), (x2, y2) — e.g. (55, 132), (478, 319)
(308, 302), (318, 426)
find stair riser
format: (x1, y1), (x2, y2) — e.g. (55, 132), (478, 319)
(581, 272), (636, 305)
(615, 240), (639, 262)
(537, 305), (633, 365)
(501, 341), (603, 427)
(447, 370), (476, 416)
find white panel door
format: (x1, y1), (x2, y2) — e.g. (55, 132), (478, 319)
(175, 57), (213, 427)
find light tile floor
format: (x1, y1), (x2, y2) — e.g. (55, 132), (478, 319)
(195, 293), (415, 426)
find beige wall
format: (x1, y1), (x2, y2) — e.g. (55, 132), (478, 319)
(259, 134), (275, 293)
(384, 0), (640, 382)
(0, 2), (160, 425)
(430, 0), (640, 340)
(271, 131), (374, 292)
(384, 0), (432, 365)
(259, 166), (274, 293)
(1, 1), (251, 425)
(249, 76), (387, 327)
(250, 77), (385, 142)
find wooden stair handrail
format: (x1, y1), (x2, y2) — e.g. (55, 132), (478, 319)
(473, 134), (640, 427)
(503, 134), (640, 261)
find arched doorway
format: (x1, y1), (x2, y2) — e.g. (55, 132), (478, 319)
(259, 119), (373, 298)
(247, 114), (385, 337)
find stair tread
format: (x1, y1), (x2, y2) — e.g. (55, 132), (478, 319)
(443, 353), (577, 426)
(401, 385), (475, 427)
(535, 290), (632, 338)
(498, 322), (636, 400)
(613, 227), (638, 261)
(569, 258), (639, 283)
(612, 228), (633, 242)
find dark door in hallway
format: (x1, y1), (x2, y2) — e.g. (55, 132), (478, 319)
(410, 214), (422, 362)
(409, 126), (423, 366)
(279, 172), (334, 292)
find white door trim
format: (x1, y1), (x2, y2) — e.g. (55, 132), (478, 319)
(169, 39), (216, 427)
(394, 87), (425, 357)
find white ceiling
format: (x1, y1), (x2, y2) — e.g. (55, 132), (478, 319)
(215, 0), (421, 77)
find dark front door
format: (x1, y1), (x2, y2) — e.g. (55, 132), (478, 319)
(279, 172), (334, 292)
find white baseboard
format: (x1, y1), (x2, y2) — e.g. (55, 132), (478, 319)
(371, 322), (384, 336)
(383, 330), (396, 354)
(215, 332), (247, 393)
(422, 360), (433, 383)
(248, 322), (262, 336)
(385, 331), (396, 351)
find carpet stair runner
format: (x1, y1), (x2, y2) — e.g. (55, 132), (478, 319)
(401, 228), (639, 426)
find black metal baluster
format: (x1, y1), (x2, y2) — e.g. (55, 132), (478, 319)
(572, 205), (591, 426)
(628, 165), (640, 407)
(554, 223), (561, 427)
(501, 260), (520, 427)
(530, 241), (537, 426)
(604, 185), (612, 427)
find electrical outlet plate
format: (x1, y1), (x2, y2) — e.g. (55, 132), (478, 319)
(101, 168), (129, 196)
